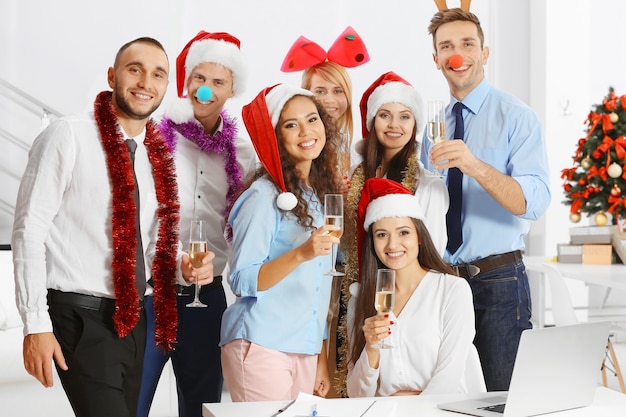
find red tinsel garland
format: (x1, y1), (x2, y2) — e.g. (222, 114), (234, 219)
(94, 91), (180, 351)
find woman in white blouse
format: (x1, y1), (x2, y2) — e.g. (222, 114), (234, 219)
(347, 177), (483, 397)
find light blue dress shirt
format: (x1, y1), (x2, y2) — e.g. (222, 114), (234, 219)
(420, 78), (551, 265)
(220, 177), (332, 355)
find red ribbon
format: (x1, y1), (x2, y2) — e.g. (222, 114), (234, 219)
(570, 199), (584, 214)
(608, 195), (626, 214)
(603, 92), (617, 111)
(280, 26), (370, 72)
(570, 190), (590, 200)
(586, 165), (607, 182)
(597, 135), (626, 169)
(560, 167), (577, 180)
(586, 112), (614, 138)
(575, 138), (585, 159)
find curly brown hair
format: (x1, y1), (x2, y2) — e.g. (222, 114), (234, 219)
(243, 96), (342, 230)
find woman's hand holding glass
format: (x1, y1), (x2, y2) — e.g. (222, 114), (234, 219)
(323, 194), (345, 276)
(300, 224), (341, 261)
(369, 268), (396, 349)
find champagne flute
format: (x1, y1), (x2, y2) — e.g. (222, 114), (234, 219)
(323, 194), (345, 276)
(187, 219), (208, 308)
(427, 100), (446, 176)
(371, 268), (395, 349)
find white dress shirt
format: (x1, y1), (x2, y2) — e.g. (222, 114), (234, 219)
(11, 112), (182, 335)
(172, 120), (256, 276)
(347, 272), (475, 397)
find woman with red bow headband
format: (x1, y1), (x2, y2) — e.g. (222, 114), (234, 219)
(281, 27), (369, 398)
(282, 26), (370, 177)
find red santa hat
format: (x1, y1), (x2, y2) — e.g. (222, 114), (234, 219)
(356, 177), (425, 275)
(241, 84), (315, 211)
(175, 31), (247, 98)
(358, 71), (424, 139)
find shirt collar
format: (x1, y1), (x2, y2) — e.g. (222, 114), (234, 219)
(450, 78), (491, 116)
(119, 126), (147, 144)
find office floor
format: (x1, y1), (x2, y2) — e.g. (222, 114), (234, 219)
(2, 342), (623, 417)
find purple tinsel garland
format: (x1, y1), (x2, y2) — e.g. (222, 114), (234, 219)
(159, 110), (243, 236)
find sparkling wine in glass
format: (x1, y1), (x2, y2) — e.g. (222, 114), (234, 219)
(323, 194), (345, 276)
(371, 268), (395, 349)
(187, 219), (208, 308)
(427, 100), (446, 176)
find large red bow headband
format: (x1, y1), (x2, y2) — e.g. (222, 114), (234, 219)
(280, 26), (370, 72)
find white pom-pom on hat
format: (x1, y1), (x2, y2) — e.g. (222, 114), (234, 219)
(277, 191), (298, 211)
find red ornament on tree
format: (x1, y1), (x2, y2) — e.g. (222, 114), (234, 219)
(611, 185), (621, 196)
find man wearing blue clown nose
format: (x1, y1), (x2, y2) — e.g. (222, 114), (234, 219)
(137, 31), (256, 417)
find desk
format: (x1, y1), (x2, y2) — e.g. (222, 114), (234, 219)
(202, 387), (626, 417)
(523, 256), (626, 327)
(524, 256), (626, 292)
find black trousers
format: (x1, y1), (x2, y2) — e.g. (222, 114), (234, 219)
(48, 290), (146, 417)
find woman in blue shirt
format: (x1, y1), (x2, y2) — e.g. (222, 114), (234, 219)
(220, 84), (342, 401)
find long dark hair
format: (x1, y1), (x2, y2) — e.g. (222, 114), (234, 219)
(242, 97), (342, 230)
(361, 122), (418, 184)
(348, 217), (455, 366)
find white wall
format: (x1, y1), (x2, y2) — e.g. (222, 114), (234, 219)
(0, 0), (493, 245)
(2, 0), (626, 256)
(0, 0), (493, 116)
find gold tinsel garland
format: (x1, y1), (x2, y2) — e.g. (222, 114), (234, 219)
(334, 152), (419, 396)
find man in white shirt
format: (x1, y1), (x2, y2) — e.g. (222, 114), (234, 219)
(11, 37), (214, 417)
(138, 31), (256, 417)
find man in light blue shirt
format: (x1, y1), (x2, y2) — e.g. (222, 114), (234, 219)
(421, 8), (550, 391)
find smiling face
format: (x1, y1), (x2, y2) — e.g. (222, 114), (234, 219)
(308, 73), (349, 122)
(108, 41), (169, 124)
(186, 62), (235, 129)
(372, 216), (421, 273)
(433, 20), (489, 101)
(373, 102), (416, 158)
(277, 95), (327, 174)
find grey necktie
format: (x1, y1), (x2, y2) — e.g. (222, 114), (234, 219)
(125, 138), (146, 300)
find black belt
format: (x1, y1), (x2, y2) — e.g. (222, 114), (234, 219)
(148, 275), (223, 297)
(451, 250), (523, 279)
(47, 289), (144, 311)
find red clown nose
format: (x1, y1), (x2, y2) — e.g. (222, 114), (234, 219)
(449, 54), (464, 69)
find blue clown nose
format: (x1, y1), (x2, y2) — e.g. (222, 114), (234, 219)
(196, 85), (213, 103)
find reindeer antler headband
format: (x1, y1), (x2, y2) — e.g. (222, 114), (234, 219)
(434, 0), (471, 10)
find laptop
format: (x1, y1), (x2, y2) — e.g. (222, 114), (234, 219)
(437, 321), (611, 417)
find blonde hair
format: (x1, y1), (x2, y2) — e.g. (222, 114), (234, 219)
(301, 61), (354, 140)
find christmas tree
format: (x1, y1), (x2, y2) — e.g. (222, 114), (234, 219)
(562, 87), (626, 226)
